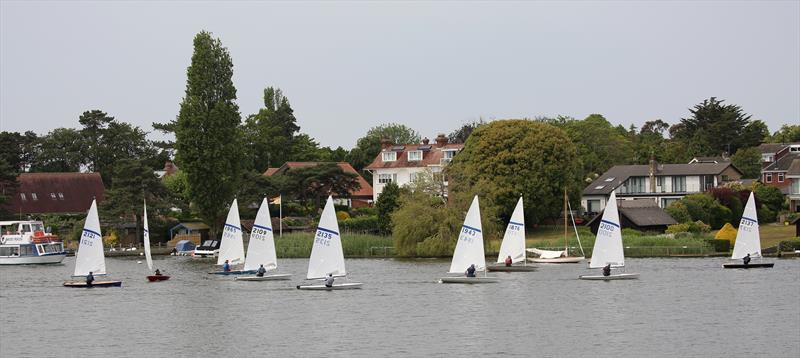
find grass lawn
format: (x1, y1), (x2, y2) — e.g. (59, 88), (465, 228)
(710, 223), (796, 249)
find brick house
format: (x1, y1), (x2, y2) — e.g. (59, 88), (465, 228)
(4, 172), (105, 216)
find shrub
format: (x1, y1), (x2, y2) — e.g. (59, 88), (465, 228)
(336, 211), (350, 221)
(621, 228), (644, 237)
(351, 206), (377, 217)
(707, 239), (731, 252)
(391, 190), (445, 256)
(666, 201), (691, 223)
(415, 234), (455, 257)
(754, 184), (785, 212)
(339, 215), (381, 234)
(757, 204), (777, 223)
(715, 223), (737, 241)
(779, 240), (800, 251)
(103, 231), (119, 247)
(665, 221), (711, 234)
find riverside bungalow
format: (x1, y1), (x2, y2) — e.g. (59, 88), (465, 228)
(365, 134), (463, 201)
(4, 172), (105, 216)
(586, 199), (677, 234)
(581, 160), (743, 214)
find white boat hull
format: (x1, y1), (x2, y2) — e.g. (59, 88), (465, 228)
(235, 274), (292, 281)
(296, 282), (363, 290)
(0, 254), (66, 265)
(529, 256), (585, 264)
(440, 276), (499, 284)
(579, 273), (640, 280)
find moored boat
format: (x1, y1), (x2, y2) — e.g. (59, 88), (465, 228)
(0, 220), (66, 265)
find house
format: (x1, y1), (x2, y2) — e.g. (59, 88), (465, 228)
(786, 157), (800, 213)
(758, 142), (800, 168)
(4, 172), (105, 215)
(154, 161), (179, 178)
(581, 160), (742, 214)
(586, 199), (677, 234)
(365, 134), (464, 201)
(761, 152), (799, 194)
(263, 161), (373, 207)
(688, 156), (730, 164)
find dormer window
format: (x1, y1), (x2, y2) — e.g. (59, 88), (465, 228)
(50, 193), (57, 200)
(604, 177), (615, 182)
(20, 193), (27, 201)
(408, 150), (422, 161)
(58, 193), (65, 200)
(382, 152), (397, 162)
(31, 193), (38, 201)
(443, 150), (456, 160)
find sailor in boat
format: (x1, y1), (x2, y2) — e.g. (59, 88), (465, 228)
(154, 269), (162, 276)
(86, 271), (94, 287)
(466, 264), (476, 277)
(325, 274), (334, 288)
(256, 264), (266, 277)
(504, 256), (512, 267)
(223, 260), (231, 272)
(602, 264), (611, 277)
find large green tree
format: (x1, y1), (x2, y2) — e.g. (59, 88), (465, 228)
(29, 128), (84, 172)
(448, 119), (582, 225)
(174, 31), (243, 232)
(448, 119), (486, 144)
(346, 123), (421, 181)
(730, 147), (762, 179)
(546, 114), (634, 181)
(242, 87), (300, 171)
(769, 124), (800, 143)
(672, 97), (766, 156)
(283, 163), (361, 211)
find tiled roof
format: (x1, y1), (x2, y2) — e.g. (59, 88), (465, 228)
(364, 143), (464, 170)
(787, 158), (800, 177)
(262, 162), (373, 198)
(585, 199), (677, 228)
(6, 172), (105, 214)
(758, 143), (798, 154)
(763, 152), (800, 172)
(583, 162), (740, 195)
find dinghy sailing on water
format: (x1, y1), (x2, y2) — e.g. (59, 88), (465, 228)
(208, 198), (254, 275)
(63, 199), (122, 288)
(144, 201), (170, 282)
(236, 198), (292, 281)
(579, 192), (639, 280)
(723, 192), (774, 269)
(440, 196), (498, 283)
(487, 196), (535, 272)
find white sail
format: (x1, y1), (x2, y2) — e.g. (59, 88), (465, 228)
(306, 196), (346, 279)
(217, 199), (245, 265)
(74, 199), (106, 276)
(243, 198), (278, 271)
(143, 200), (153, 271)
(497, 197), (526, 263)
(449, 196), (487, 273)
(731, 192), (761, 259)
(588, 191), (625, 268)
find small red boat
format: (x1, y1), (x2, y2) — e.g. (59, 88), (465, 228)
(147, 275), (171, 282)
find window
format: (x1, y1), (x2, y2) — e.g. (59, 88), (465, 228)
(586, 200), (601, 214)
(661, 198), (679, 208)
(656, 177), (665, 193)
(31, 193), (38, 201)
(778, 173), (784, 183)
(410, 172), (421, 182)
(58, 192), (64, 200)
(21, 224), (31, 233)
(672, 176), (686, 192)
(378, 173), (396, 184)
(443, 150), (456, 160)
(407, 151), (422, 161)
(626, 177), (646, 193)
(594, 185), (605, 190)
(382, 152), (397, 162)
(50, 193), (57, 200)
(20, 193), (26, 201)
(792, 180), (800, 195)
(604, 177), (615, 182)
(765, 173), (772, 183)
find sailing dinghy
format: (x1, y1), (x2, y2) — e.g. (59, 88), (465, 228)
(297, 196), (362, 290)
(63, 200), (122, 288)
(723, 192), (774, 269)
(440, 196), (498, 283)
(143, 201), (170, 282)
(579, 192), (639, 280)
(487, 197), (536, 272)
(236, 198), (292, 281)
(208, 199), (254, 275)
(528, 189), (585, 264)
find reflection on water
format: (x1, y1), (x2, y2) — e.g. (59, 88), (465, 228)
(1, 257), (798, 357)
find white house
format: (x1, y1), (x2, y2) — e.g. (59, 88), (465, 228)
(365, 134), (463, 201)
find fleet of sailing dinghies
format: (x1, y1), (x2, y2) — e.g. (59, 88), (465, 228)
(236, 198), (292, 281)
(209, 199), (255, 275)
(63, 199), (122, 288)
(440, 196), (498, 283)
(723, 192), (774, 269)
(297, 196), (363, 290)
(144, 201), (170, 282)
(487, 197), (535, 272)
(579, 192), (639, 280)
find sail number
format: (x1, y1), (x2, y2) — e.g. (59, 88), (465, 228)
(251, 227), (269, 240)
(80, 231), (97, 247)
(315, 231), (333, 246)
(460, 227), (477, 243)
(508, 224), (521, 232)
(599, 222), (617, 232)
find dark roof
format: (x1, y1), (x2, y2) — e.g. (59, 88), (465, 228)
(787, 158), (800, 177)
(585, 200), (677, 228)
(172, 222), (210, 231)
(583, 162), (740, 195)
(763, 152), (800, 172)
(365, 143), (464, 170)
(6, 172), (105, 214)
(689, 156), (730, 164)
(758, 143), (787, 154)
(263, 162), (373, 198)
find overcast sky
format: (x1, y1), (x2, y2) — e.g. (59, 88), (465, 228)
(1, 1), (798, 148)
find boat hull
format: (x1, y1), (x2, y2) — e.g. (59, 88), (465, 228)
(579, 273), (640, 280)
(439, 276), (499, 284)
(208, 270), (257, 275)
(296, 282), (363, 290)
(63, 280), (123, 287)
(235, 274), (293, 281)
(0, 254), (66, 265)
(486, 265), (536, 272)
(529, 256), (585, 264)
(722, 263), (774, 269)
(147, 275), (171, 282)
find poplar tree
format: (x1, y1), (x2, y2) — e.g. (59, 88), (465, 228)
(175, 31), (242, 231)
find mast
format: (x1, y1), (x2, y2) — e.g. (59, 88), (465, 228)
(564, 187), (568, 256)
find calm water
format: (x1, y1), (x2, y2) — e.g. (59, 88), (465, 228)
(1, 256), (798, 358)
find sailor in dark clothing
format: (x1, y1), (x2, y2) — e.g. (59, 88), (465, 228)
(154, 269), (162, 276)
(86, 271), (95, 286)
(602, 264), (611, 277)
(222, 260), (231, 272)
(256, 264), (267, 277)
(504, 256), (513, 267)
(325, 274), (334, 288)
(466, 264), (476, 277)
(743, 253), (751, 266)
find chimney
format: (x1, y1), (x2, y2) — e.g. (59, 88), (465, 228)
(435, 133), (448, 148)
(649, 156), (657, 193)
(422, 137), (430, 145)
(380, 137), (392, 150)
